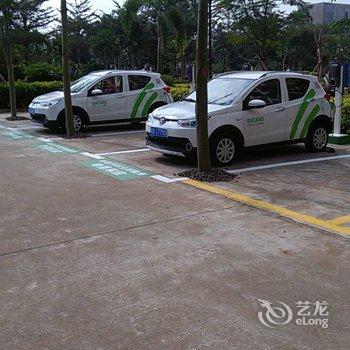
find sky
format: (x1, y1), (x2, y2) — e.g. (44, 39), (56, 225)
(48, 0), (124, 14)
(46, 0), (350, 16)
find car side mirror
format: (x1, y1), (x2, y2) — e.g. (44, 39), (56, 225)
(248, 99), (266, 109)
(91, 89), (103, 96)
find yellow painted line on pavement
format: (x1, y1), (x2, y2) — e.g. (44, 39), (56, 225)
(184, 179), (350, 237)
(327, 215), (350, 226)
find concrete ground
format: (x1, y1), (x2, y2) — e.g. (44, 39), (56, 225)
(0, 114), (349, 349)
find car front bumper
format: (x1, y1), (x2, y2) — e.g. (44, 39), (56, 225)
(145, 119), (197, 157)
(30, 113), (58, 129)
(146, 133), (196, 158)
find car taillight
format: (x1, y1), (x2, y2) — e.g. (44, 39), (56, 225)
(163, 86), (171, 94)
(324, 93), (331, 101)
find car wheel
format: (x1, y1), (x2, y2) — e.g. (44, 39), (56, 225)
(73, 114), (83, 132)
(305, 123), (328, 152)
(210, 133), (237, 167)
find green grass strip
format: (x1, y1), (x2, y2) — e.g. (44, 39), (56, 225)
(142, 92), (158, 117)
(130, 82), (155, 119)
(300, 104), (321, 139)
(289, 89), (315, 139)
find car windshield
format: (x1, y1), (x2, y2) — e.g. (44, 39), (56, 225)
(184, 78), (254, 105)
(70, 75), (98, 93)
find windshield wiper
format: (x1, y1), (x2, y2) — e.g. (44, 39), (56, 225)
(208, 92), (234, 105)
(183, 98), (196, 103)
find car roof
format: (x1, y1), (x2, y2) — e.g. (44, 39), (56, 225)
(215, 71), (315, 80)
(88, 70), (160, 77)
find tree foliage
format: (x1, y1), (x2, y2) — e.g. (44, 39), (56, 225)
(0, 0), (349, 81)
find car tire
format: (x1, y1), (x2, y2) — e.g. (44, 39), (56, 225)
(210, 132), (237, 167)
(72, 114), (84, 132)
(305, 123), (329, 152)
(60, 113), (84, 133)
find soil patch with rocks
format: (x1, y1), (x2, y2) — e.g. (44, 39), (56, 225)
(177, 168), (239, 182)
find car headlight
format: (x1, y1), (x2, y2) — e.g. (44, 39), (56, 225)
(147, 113), (155, 122)
(177, 118), (197, 128)
(38, 100), (61, 108)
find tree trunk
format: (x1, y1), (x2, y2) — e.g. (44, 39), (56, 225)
(1, 14), (17, 119)
(156, 17), (162, 73)
(196, 0), (211, 172)
(61, 0), (75, 137)
(4, 35), (17, 119)
(208, 0), (213, 79)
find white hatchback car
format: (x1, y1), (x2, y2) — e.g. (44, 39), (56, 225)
(146, 71), (333, 166)
(29, 70), (173, 131)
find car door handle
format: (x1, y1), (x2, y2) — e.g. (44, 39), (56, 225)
(116, 94), (125, 99)
(275, 107), (286, 112)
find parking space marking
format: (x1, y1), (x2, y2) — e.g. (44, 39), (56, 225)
(97, 148), (149, 156)
(37, 143), (80, 154)
(16, 125), (44, 130)
(184, 179), (350, 237)
(327, 215), (350, 226)
(151, 175), (189, 183)
(36, 137), (53, 143)
(81, 152), (105, 160)
(226, 154), (350, 174)
(81, 159), (153, 181)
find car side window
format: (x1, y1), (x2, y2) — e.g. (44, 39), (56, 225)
(244, 79), (281, 109)
(128, 75), (151, 91)
(286, 78), (310, 101)
(92, 75), (123, 95)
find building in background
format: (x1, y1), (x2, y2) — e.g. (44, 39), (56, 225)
(309, 2), (350, 24)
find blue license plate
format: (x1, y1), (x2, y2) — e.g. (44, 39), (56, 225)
(28, 107), (35, 115)
(151, 127), (167, 138)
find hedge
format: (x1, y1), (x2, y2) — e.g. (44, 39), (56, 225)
(0, 81), (63, 109)
(342, 97), (350, 133)
(171, 83), (190, 102)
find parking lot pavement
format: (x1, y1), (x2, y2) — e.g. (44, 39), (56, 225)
(1, 115), (350, 349)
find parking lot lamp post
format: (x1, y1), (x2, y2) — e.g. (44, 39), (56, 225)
(61, 0), (75, 137)
(196, 0), (211, 172)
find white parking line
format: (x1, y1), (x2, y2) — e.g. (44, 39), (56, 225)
(151, 175), (189, 183)
(36, 137), (53, 143)
(16, 126), (44, 130)
(81, 152), (105, 160)
(226, 154), (350, 174)
(97, 148), (149, 156)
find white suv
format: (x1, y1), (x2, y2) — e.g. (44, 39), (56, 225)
(29, 70), (173, 131)
(146, 71), (333, 166)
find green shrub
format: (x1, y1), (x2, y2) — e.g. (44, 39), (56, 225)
(171, 83), (190, 102)
(23, 63), (62, 82)
(161, 74), (174, 87)
(0, 81), (63, 109)
(342, 97), (350, 133)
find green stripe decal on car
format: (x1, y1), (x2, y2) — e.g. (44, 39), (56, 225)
(131, 82), (155, 119)
(289, 89), (315, 139)
(142, 92), (158, 117)
(300, 104), (321, 139)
